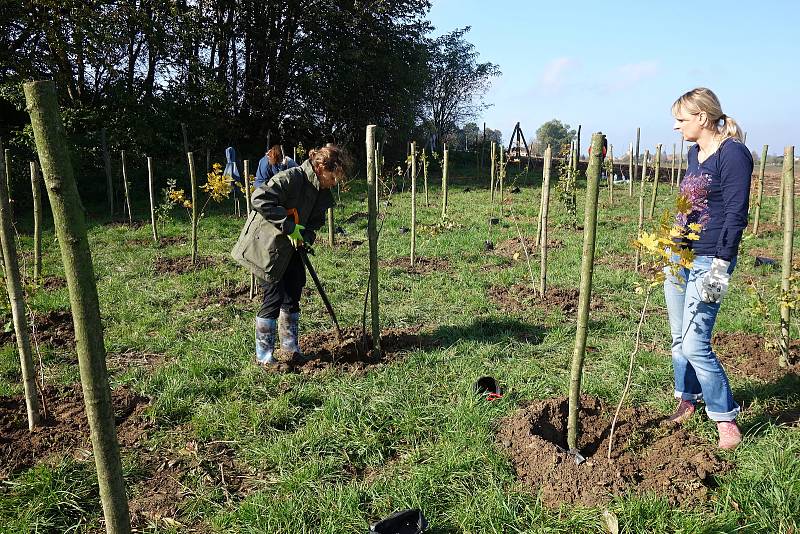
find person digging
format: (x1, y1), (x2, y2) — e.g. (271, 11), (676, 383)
(232, 144), (347, 366)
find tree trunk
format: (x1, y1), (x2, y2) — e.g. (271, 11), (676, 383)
(374, 141), (382, 211)
(779, 145), (795, 368)
(539, 145), (552, 296)
(365, 126), (381, 358)
(410, 141), (417, 268)
(753, 144), (768, 236)
(188, 152), (198, 265)
(101, 129), (114, 217)
(30, 161), (43, 281)
(147, 157), (158, 242)
(24, 80), (131, 534)
(1, 144), (41, 430)
(4, 149), (12, 208)
(634, 151), (649, 271)
(120, 151), (132, 224)
(441, 147), (449, 220)
(499, 147), (505, 217)
(567, 132), (604, 452)
(648, 144), (661, 219)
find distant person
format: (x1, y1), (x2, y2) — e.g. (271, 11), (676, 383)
(664, 87), (753, 450)
(254, 145), (298, 189)
(232, 145), (348, 367)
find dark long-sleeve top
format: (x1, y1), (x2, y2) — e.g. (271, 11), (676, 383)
(681, 138), (753, 261)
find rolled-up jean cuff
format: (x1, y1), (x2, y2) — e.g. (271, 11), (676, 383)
(675, 390), (703, 401)
(705, 405), (740, 422)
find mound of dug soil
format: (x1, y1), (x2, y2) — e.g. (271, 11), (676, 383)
(497, 396), (730, 507)
(488, 285), (603, 315)
(493, 237), (564, 260)
(153, 255), (220, 274)
(713, 331), (798, 381)
(0, 384), (151, 479)
(380, 256), (451, 275)
(269, 325), (436, 374)
(38, 276), (67, 291)
(0, 309), (75, 349)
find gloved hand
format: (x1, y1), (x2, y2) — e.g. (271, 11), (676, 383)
(700, 258), (731, 304)
(288, 223), (305, 248)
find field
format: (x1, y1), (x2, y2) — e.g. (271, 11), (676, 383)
(0, 156), (798, 533)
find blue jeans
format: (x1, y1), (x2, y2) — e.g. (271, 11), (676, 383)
(663, 255), (739, 422)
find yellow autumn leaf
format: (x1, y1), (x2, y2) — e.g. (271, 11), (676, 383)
(688, 222), (702, 232)
(669, 226), (683, 238)
(686, 232), (700, 241)
(637, 232), (660, 252)
(676, 194), (692, 214)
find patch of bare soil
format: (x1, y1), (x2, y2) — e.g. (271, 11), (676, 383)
(493, 237), (564, 260)
(106, 350), (166, 372)
(380, 256), (451, 275)
(0, 384), (151, 479)
(333, 237), (365, 250)
(344, 211), (369, 223)
(266, 325), (436, 374)
(153, 255), (220, 274)
(191, 282), (253, 310)
(497, 395), (730, 508)
(713, 331), (799, 382)
(38, 276), (67, 291)
(128, 440), (258, 529)
(488, 285), (603, 315)
(128, 236), (188, 248)
(0, 309), (75, 349)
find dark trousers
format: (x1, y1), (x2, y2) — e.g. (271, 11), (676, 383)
(257, 250), (306, 319)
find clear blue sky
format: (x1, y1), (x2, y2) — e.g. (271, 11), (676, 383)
(427, 0), (798, 157)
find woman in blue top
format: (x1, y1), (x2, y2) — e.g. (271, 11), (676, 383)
(665, 88), (753, 450)
(255, 145), (298, 189)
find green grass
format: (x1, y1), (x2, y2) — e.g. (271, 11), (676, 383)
(0, 158), (798, 533)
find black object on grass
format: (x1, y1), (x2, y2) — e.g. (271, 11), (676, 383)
(370, 509), (428, 534)
(754, 256), (779, 269)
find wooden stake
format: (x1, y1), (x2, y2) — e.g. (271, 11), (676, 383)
(4, 149), (11, 207)
(752, 144), (768, 236)
(632, 128), (640, 196)
(365, 126), (381, 358)
(628, 142), (634, 197)
(120, 150), (132, 224)
(188, 152), (198, 265)
(634, 151), (649, 271)
(490, 141), (496, 202)
(30, 161), (43, 281)
(539, 145), (553, 296)
(410, 141), (417, 267)
(499, 146), (505, 216)
(1, 144), (41, 430)
(441, 146), (449, 220)
(608, 144), (614, 205)
(101, 128), (114, 216)
(423, 147), (429, 207)
(24, 80), (131, 533)
(567, 132), (604, 452)
(147, 157), (158, 242)
(648, 144), (662, 219)
(779, 145), (795, 368)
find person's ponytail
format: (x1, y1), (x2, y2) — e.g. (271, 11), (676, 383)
(718, 114), (744, 142)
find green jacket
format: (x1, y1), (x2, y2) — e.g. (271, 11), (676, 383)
(231, 160), (334, 283)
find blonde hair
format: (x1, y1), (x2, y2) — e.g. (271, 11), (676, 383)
(672, 87), (744, 142)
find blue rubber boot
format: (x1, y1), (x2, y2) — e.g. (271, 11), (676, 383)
(255, 317), (278, 365)
(279, 310), (303, 358)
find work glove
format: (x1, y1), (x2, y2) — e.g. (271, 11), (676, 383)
(288, 223), (305, 248)
(700, 258), (731, 304)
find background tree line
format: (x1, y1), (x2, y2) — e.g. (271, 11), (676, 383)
(0, 0), (499, 207)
